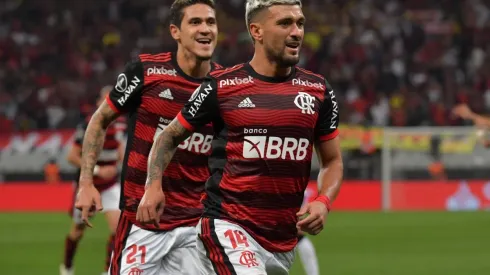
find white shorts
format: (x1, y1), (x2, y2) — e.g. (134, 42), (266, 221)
(109, 214), (203, 275)
(72, 183), (121, 225)
(196, 218), (295, 275)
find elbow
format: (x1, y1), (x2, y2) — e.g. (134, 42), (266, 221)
(91, 111), (110, 129)
(320, 156), (344, 176)
(66, 154), (78, 167)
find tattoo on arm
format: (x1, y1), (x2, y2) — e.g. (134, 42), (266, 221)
(147, 120), (191, 185)
(79, 102), (119, 182)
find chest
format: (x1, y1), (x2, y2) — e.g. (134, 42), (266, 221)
(218, 83), (324, 130)
(140, 78), (200, 119)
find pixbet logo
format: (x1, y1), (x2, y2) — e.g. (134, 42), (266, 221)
(292, 78), (324, 90)
(219, 76), (253, 88)
(242, 135), (309, 160)
(146, 66), (177, 76)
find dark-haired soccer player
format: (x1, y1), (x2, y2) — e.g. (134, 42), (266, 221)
(60, 86), (125, 275)
(140, 0), (344, 274)
(74, 0), (221, 274)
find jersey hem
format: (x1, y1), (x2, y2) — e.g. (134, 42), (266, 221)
(176, 112), (195, 131)
(105, 95), (120, 113)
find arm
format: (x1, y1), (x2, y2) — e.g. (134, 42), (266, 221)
(79, 59), (144, 186)
(453, 104), (490, 127)
(66, 145), (82, 168)
(315, 137), (343, 204)
(146, 119), (192, 188)
(78, 102), (119, 185)
(118, 141), (126, 163)
(313, 79), (342, 209)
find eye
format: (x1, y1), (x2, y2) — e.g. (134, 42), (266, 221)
(277, 19), (293, 27)
(190, 19), (201, 25)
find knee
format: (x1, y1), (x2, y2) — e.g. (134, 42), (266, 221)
(69, 224), (86, 240)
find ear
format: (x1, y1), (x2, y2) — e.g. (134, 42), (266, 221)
(170, 24), (180, 40)
(249, 23), (263, 42)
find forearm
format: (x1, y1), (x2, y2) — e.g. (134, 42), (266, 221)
(146, 120), (191, 188)
(470, 113), (490, 127)
(79, 113), (112, 184)
(146, 132), (180, 188)
(317, 158), (343, 202)
(67, 153), (82, 168)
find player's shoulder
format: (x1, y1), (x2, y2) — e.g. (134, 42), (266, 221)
(209, 63), (247, 79)
(138, 52), (172, 64)
(211, 62), (224, 71)
(294, 66), (332, 91)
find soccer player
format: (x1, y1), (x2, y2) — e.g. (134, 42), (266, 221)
(60, 86), (125, 275)
(296, 183), (320, 275)
(139, 0), (344, 273)
(74, 0), (220, 274)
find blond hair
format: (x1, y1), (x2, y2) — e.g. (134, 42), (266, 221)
(245, 0), (302, 41)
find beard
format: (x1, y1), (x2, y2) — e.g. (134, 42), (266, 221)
(265, 44), (300, 67)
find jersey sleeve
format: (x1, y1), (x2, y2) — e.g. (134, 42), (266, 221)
(106, 58), (144, 113)
(73, 121), (88, 148)
(315, 79), (339, 141)
(176, 77), (219, 131)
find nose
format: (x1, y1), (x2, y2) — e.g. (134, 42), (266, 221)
(290, 24), (303, 40)
(199, 22), (211, 35)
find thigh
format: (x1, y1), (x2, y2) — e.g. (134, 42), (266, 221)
(110, 214), (170, 275)
(100, 183), (121, 212)
(196, 218), (267, 275)
(265, 251), (295, 275)
(161, 247), (204, 275)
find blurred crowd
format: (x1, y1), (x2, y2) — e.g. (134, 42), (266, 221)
(2, 0), (490, 132)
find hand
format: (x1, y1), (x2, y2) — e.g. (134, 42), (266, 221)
(75, 184), (103, 227)
(296, 201), (328, 235)
(452, 104), (474, 120)
(136, 185), (165, 227)
(97, 165), (118, 180)
(474, 117), (488, 128)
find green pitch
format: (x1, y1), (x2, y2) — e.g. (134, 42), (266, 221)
(0, 212), (489, 275)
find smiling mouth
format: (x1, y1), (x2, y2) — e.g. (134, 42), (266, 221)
(286, 42), (300, 49)
(196, 38), (212, 45)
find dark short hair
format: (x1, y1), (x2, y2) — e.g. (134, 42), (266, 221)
(168, 0), (216, 28)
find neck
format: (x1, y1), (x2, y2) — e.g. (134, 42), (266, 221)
(176, 48), (211, 79)
(249, 47), (292, 78)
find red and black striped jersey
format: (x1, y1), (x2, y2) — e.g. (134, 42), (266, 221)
(74, 115), (122, 192)
(105, 51), (222, 231)
(177, 63), (339, 252)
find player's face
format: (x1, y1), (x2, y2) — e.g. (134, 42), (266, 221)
(262, 5), (304, 66)
(172, 4), (218, 60)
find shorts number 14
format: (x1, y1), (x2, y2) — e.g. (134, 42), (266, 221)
(224, 229), (250, 249)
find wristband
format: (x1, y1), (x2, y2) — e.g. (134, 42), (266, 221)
(93, 165), (101, 176)
(314, 195), (331, 212)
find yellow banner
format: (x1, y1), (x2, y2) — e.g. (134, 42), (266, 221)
(338, 125), (477, 154)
